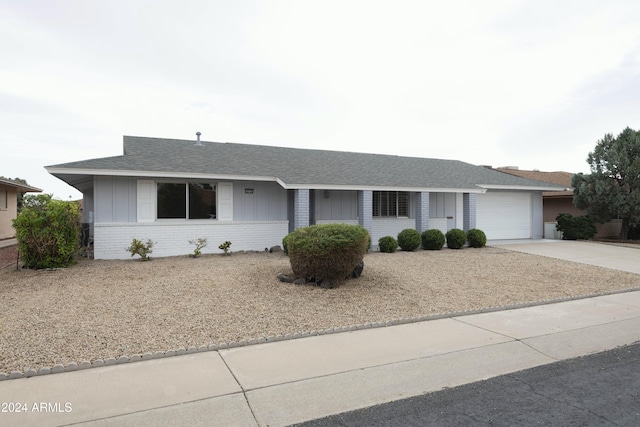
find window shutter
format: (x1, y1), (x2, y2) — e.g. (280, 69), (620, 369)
(217, 182), (233, 221)
(137, 179), (155, 223)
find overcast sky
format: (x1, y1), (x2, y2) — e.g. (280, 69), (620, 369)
(1, 0), (639, 199)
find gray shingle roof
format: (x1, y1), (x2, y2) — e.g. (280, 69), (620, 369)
(47, 136), (565, 191)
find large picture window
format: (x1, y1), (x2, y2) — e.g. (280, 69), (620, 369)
(157, 182), (216, 219)
(373, 191), (409, 217)
(189, 183), (216, 219)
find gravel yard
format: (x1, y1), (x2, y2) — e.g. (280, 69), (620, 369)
(1, 245), (640, 375)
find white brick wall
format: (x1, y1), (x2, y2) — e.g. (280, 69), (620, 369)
(94, 221), (289, 260)
(316, 220), (359, 225)
(428, 218), (448, 234)
(371, 218), (416, 243)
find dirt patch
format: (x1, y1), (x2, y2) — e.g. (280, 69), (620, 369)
(0, 244), (18, 269)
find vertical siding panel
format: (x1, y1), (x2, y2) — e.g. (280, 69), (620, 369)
(94, 177), (114, 223)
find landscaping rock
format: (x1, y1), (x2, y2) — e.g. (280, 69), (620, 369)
(277, 273), (293, 283)
(351, 260), (365, 278)
(293, 278), (306, 285)
(269, 245), (283, 253)
(320, 279), (336, 289)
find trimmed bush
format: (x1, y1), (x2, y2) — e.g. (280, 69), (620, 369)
(445, 228), (466, 249)
(555, 213), (597, 240)
(285, 224), (370, 286)
(397, 228), (421, 251)
(378, 236), (398, 253)
(12, 194), (81, 269)
(467, 228), (487, 248)
(421, 229), (445, 250)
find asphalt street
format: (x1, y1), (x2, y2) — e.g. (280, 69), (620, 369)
(294, 342), (640, 427)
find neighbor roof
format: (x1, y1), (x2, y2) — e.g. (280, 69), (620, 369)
(0, 178), (42, 193)
(495, 168), (573, 196)
(47, 136), (565, 193)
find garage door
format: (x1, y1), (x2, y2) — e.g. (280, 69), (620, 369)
(476, 192), (531, 239)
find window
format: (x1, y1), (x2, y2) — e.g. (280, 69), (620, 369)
(0, 188), (6, 209)
(157, 182), (216, 219)
(189, 183), (216, 219)
(373, 191), (409, 217)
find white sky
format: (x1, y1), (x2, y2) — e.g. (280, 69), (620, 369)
(1, 0), (639, 199)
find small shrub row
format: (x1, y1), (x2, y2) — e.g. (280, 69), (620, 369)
(125, 237), (230, 260)
(378, 228), (487, 252)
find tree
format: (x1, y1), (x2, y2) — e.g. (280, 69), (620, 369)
(571, 127), (640, 240)
(0, 176), (29, 212)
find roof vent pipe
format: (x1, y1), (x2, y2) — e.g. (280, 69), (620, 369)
(195, 131), (202, 146)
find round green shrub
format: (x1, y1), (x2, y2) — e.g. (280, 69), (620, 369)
(421, 229), (445, 250)
(397, 228), (421, 251)
(378, 236), (398, 253)
(285, 223), (370, 285)
(467, 228), (487, 248)
(13, 194), (81, 269)
(445, 228), (466, 249)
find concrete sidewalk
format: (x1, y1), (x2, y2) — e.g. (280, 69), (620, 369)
(2, 291), (640, 427)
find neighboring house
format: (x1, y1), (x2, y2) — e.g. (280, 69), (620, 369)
(495, 167), (621, 238)
(46, 135), (564, 259)
(0, 178), (42, 240)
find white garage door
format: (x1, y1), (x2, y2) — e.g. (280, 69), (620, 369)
(476, 192), (531, 239)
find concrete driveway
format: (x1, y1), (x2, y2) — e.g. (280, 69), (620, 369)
(490, 239), (640, 275)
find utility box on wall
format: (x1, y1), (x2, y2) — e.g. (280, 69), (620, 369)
(544, 222), (562, 239)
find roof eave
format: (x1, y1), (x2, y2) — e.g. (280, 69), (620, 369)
(46, 167), (281, 184)
(281, 183), (486, 193)
(0, 179), (42, 193)
(477, 184), (567, 191)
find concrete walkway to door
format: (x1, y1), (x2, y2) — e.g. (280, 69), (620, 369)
(490, 239), (640, 275)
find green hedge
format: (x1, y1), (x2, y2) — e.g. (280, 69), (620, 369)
(13, 194), (81, 269)
(555, 213), (596, 240)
